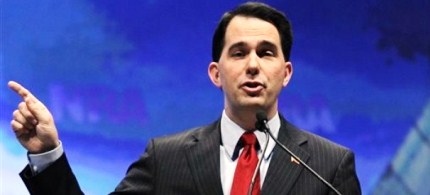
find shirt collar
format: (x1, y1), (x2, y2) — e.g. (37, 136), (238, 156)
(220, 110), (280, 160)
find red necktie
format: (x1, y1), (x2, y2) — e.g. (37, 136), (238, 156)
(231, 132), (260, 195)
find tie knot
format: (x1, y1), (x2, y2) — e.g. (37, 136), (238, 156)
(241, 132), (257, 145)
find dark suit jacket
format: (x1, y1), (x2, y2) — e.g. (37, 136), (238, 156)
(20, 115), (361, 195)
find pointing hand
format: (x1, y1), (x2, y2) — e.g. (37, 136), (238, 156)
(8, 81), (59, 154)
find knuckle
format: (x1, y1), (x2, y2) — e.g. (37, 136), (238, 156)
(10, 120), (21, 131)
(12, 110), (20, 118)
(18, 102), (26, 109)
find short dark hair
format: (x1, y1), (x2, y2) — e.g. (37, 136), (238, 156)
(212, 2), (293, 62)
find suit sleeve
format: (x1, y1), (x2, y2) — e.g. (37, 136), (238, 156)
(20, 153), (84, 195)
(331, 150), (362, 195)
(111, 139), (156, 194)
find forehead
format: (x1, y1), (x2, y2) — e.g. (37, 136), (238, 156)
(224, 16), (281, 47)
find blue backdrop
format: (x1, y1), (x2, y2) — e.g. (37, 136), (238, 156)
(1, 0), (429, 194)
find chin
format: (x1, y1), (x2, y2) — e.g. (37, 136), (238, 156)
(230, 95), (270, 109)
(239, 99), (266, 109)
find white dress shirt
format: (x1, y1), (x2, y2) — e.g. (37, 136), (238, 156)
(220, 110), (280, 195)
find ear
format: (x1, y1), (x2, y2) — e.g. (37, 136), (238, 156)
(208, 62), (222, 88)
(283, 61), (293, 87)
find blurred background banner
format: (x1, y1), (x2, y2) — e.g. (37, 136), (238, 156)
(1, 0), (429, 194)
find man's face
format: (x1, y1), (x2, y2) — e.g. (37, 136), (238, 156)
(208, 16), (293, 116)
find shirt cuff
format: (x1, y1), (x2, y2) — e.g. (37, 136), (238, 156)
(27, 141), (64, 175)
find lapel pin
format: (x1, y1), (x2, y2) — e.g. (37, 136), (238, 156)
(291, 156), (300, 165)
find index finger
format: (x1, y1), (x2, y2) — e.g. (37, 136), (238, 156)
(8, 81), (34, 100)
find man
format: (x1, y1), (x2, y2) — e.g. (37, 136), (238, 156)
(9, 2), (361, 195)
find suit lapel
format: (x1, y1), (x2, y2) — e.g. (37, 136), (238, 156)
(261, 116), (310, 195)
(185, 121), (223, 195)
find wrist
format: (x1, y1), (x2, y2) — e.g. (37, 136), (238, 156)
(27, 140), (60, 154)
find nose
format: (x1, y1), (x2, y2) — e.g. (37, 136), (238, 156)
(246, 52), (260, 76)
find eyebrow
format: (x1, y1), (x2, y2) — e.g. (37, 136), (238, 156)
(227, 42), (247, 54)
(259, 40), (278, 51)
(227, 40), (278, 53)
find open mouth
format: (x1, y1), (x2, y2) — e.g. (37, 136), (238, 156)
(241, 81), (265, 95)
(245, 82), (261, 88)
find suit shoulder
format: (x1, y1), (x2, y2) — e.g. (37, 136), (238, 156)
(303, 130), (351, 152)
(151, 120), (218, 149)
(280, 115), (352, 155)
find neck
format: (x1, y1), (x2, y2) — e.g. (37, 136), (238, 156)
(225, 106), (277, 131)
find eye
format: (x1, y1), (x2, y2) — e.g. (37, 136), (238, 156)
(259, 50), (275, 57)
(264, 50), (275, 56)
(231, 50), (245, 57)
